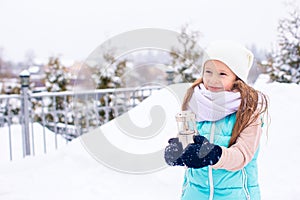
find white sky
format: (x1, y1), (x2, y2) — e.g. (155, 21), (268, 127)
(0, 0), (298, 62)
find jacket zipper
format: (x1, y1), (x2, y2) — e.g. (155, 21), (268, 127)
(208, 122), (216, 200)
(242, 168), (251, 200)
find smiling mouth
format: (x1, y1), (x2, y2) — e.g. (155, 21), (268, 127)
(208, 86), (223, 91)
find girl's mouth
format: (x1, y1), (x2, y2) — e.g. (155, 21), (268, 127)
(208, 86), (223, 92)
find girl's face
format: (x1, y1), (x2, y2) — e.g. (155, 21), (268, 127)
(203, 60), (237, 92)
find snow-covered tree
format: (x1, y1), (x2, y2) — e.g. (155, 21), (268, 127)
(0, 69), (22, 126)
(169, 24), (203, 83)
(92, 50), (128, 89)
(44, 57), (70, 92)
(269, 4), (300, 84)
(90, 50), (131, 121)
(33, 57), (72, 129)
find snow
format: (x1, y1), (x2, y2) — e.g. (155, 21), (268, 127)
(254, 78), (300, 200)
(19, 70), (30, 77)
(0, 123), (67, 163)
(28, 66), (41, 74)
(1, 77), (300, 199)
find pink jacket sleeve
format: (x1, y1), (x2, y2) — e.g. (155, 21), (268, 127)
(212, 116), (262, 171)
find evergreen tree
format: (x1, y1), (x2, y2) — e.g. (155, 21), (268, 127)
(93, 51), (128, 89)
(169, 24), (203, 83)
(90, 50), (130, 122)
(45, 57), (70, 92)
(39, 57), (72, 127)
(270, 5), (300, 84)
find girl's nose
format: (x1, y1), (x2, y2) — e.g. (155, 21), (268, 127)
(210, 74), (220, 84)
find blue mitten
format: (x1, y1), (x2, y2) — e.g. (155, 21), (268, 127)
(181, 135), (222, 168)
(164, 138), (184, 166)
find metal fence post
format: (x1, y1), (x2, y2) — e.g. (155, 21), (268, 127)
(166, 66), (175, 85)
(20, 70), (31, 156)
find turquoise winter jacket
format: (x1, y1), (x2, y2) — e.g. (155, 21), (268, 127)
(181, 113), (260, 200)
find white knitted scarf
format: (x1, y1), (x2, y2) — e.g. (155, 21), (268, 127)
(188, 84), (241, 122)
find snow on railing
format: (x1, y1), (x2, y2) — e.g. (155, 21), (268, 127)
(0, 86), (162, 162)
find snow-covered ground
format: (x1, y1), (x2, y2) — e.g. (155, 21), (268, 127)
(1, 77), (300, 199)
(0, 123), (67, 163)
(255, 77), (300, 199)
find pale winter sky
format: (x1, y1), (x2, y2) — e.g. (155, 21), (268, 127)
(0, 0), (298, 62)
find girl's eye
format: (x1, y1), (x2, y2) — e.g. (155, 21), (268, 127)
(205, 70), (212, 74)
(220, 72), (227, 76)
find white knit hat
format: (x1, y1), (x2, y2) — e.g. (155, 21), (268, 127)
(202, 40), (254, 83)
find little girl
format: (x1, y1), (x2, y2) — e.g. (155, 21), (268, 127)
(164, 40), (268, 200)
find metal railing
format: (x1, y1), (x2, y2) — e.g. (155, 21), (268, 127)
(0, 85), (161, 162)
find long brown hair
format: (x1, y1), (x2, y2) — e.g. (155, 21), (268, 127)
(182, 78), (268, 147)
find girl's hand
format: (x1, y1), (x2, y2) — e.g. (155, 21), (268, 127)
(164, 138), (184, 166)
(181, 135), (222, 168)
